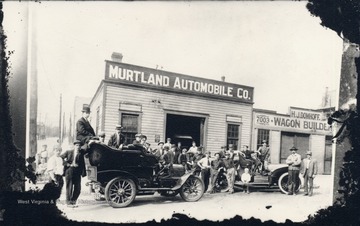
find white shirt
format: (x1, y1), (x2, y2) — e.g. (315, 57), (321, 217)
(163, 142), (172, 149)
(305, 158), (311, 169)
(71, 150), (79, 167)
(47, 155), (64, 176)
(188, 146), (198, 153)
(197, 157), (211, 168)
(241, 172), (251, 183)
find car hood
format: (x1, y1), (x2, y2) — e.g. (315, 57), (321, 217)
(268, 163), (288, 172)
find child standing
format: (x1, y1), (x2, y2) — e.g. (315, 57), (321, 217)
(241, 168), (251, 194)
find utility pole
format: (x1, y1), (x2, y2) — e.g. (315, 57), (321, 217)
(28, 3), (38, 162)
(69, 112), (72, 143)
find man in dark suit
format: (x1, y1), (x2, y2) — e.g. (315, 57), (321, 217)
(108, 125), (125, 149)
(76, 106), (95, 145)
(301, 151), (318, 196)
(61, 140), (86, 207)
(161, 146), (174, 177)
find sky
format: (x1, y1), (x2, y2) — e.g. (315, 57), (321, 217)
(4, 1), (343, 127)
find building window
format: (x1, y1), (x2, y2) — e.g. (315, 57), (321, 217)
(257, 129), (270, 149)
(227, 124), (240, 149)
(121, 113), (139, 145)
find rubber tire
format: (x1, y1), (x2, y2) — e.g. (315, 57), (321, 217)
(180, 176), (205, 202)
(278, 172), (301, 194)
(105, 177), (137, 208)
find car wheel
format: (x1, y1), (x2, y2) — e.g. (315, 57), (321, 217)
(105, 177), (137, 208)
(278, 172), (301, 194)
(160, 190), (179, 197)
(180, 176), (204, 202)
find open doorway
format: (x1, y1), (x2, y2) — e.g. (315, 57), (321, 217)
(165, 113), (206, 149)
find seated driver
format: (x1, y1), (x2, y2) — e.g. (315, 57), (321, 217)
(158, 146), (173, 177)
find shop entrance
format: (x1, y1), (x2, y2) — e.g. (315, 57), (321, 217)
(165, 113), (205, 149)
(280, 132), (309, 163)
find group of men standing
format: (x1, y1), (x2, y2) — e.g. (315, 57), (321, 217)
(196, 144), (238, 194)
(46, 139), (86, 207)
(46, 106), (95, 207)
(286, 146), (318, 196)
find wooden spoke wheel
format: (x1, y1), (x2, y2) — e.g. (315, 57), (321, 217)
(105, 177), (137, 208)
(180, 176), (204, 202)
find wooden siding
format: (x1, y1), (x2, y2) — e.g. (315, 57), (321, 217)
(310, 134), (325, 174)
(89, 85), (104, 136)
(103, 84), (252, 153)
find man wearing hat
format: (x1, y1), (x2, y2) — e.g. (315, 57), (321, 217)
(140, 135), (148, 146)
(285, 146), (302, 195)
(152, 141), (164, 159)
(108, 125), (125, 149)
(257, 140), (270, 175)
(159, 146), (174, 177)
(223, 151), (236, 193)
(132, 133), (142, 145)
(76, 106), (95, 145)
(61, 140), (86, 207)
(226, 144), (236, 158)
(197, 151), (211, 191)
(219, 145), (227, 158)
(301, 151), (318, 196)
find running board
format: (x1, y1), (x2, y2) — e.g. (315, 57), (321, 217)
(138, 187), (173, 191)
(234, 182), (271, 187)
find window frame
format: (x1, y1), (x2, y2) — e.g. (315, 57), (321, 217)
(257, 129), (270, 149)
(119, 111), (142, 145)
(226, 123), (241, 150)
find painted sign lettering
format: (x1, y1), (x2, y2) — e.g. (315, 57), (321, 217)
(105, 61), (254, 103)
(255, 113), (331, 133)
(289, 107), (328, 121)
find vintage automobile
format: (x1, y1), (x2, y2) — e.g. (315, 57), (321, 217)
(215, 152), (303, 194)
(84, 142), (205, 208)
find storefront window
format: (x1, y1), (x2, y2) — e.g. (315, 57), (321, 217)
(227, 124), (239, 149)
(257, 129), (270, 149)
(121, 113), (139, 145)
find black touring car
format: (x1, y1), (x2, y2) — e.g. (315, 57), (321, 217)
(84, 143), (205, 208)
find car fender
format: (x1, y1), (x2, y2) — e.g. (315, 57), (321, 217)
(96, 170), (139, 187)
(171, 170), (197, 191)
(268, 164), (288, 185)
(269, 164), (304, 187)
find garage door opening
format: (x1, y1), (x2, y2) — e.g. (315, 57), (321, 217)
(165, 113), (205, 149)
(280, 132), (309, 163)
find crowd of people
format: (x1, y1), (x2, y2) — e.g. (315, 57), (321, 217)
(38, 105), (319, 208)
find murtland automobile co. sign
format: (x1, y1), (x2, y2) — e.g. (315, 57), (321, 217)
(104, 61), (254, 103)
